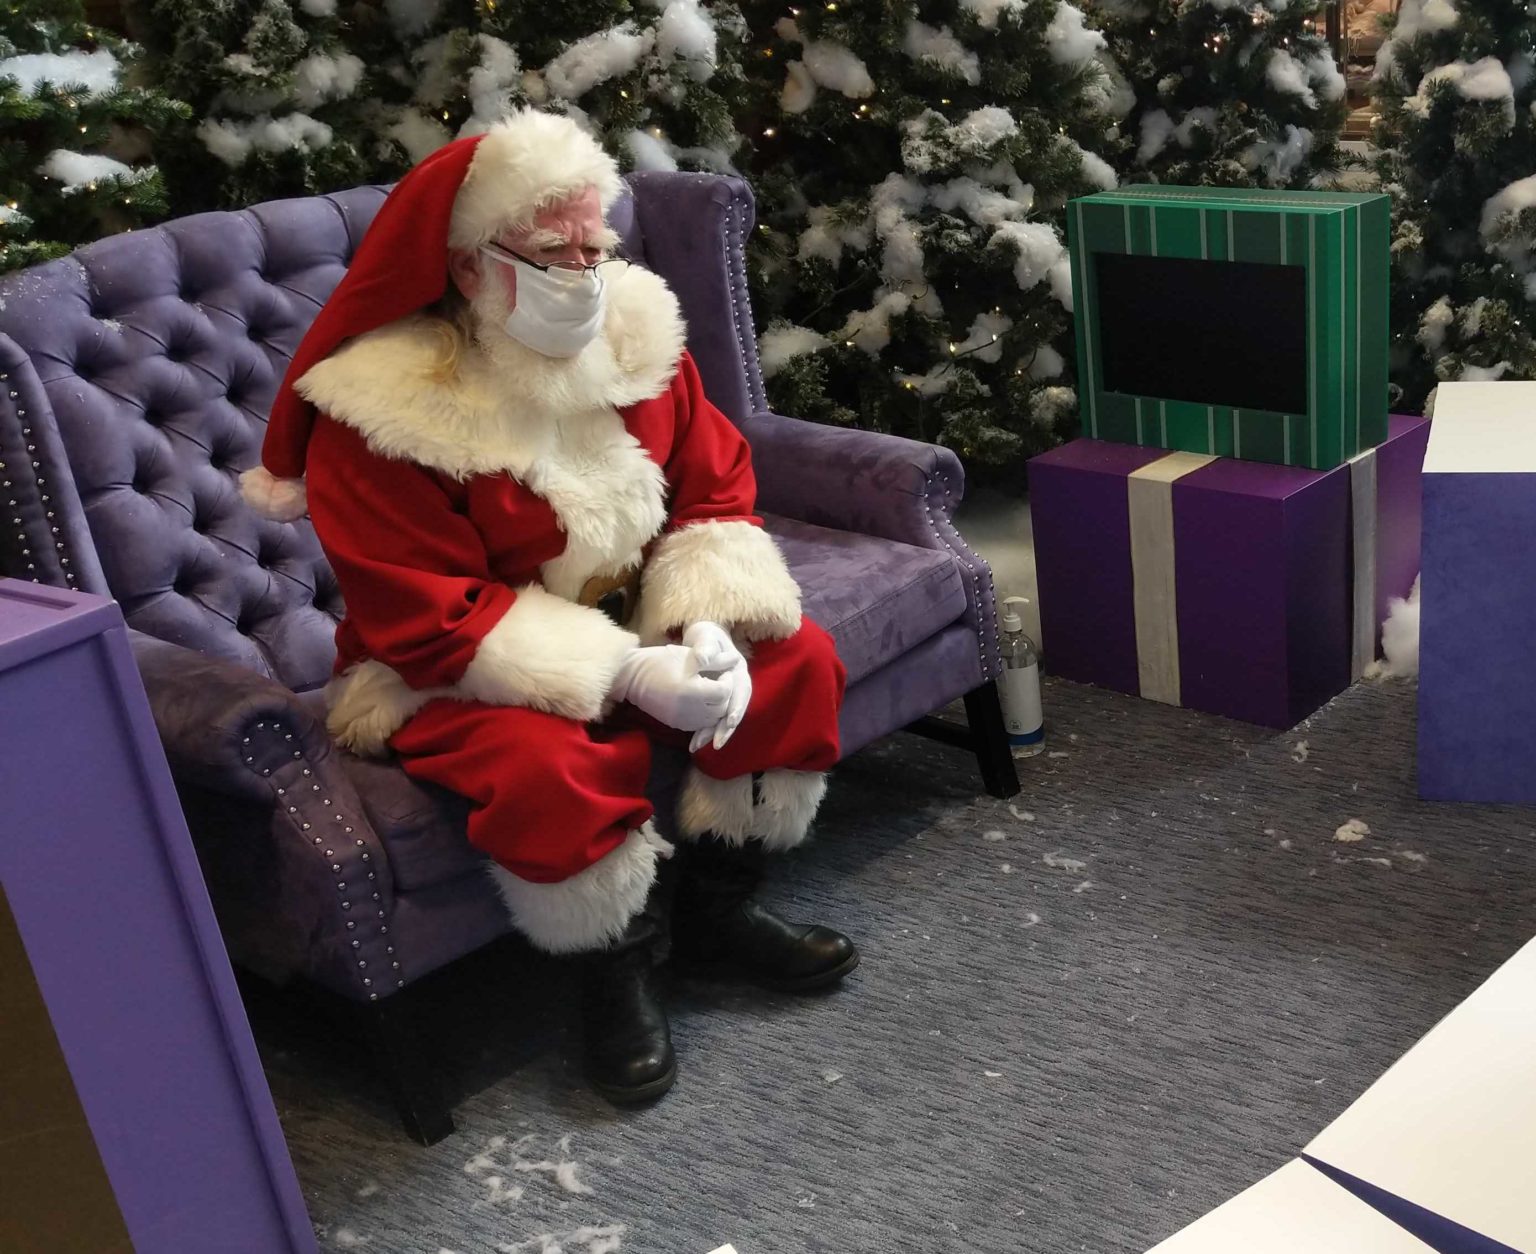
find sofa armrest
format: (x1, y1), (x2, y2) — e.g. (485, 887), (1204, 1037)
(130, 631), (395, 908)
(741, 413), (1006, 683)
(741, 411), (967, 549)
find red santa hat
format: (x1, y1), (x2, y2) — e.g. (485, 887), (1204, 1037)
(240, 109), (626, 522)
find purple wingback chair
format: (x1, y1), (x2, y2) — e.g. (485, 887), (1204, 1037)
(0, 172), (1016, 1142)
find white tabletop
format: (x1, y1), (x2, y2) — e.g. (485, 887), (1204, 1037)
(1424, 382), (1536, 473)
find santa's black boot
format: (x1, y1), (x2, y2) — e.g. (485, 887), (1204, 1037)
(672, 835), (859, 992)
(579, 875), (676, 1105)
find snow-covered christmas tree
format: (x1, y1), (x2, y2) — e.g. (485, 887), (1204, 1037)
(132, 0), (405, 212)
(131, 0), (748, 214)
(1086, 0), (1348, 188)
(1, 0), (187, 272)
(735, 0), (1120, 475)
(1371, 0), (1536, 410)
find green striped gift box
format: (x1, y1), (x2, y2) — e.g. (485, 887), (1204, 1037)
(1067, 186), (1390, 471)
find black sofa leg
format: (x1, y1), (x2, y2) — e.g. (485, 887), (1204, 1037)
(907, 683), (1022, 799)
(361, 994), (456, 1146)
(962, 683), (1021, 799)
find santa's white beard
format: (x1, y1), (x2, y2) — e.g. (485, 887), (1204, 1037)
(466, 276), (629, 417)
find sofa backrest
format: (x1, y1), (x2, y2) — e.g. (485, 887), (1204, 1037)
(0, 184), (651, 691)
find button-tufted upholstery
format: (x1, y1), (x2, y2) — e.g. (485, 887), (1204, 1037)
(0, 190), (385, 687)
(0, 170), (1007, 1139)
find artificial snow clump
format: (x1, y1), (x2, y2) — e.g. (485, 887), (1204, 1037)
(0, 49), (120, 96)
(759, 325), (830, 377)
(904, 21), (982, 85)
(1334, 819), (1371, 843)
(38, 150), (147, 193)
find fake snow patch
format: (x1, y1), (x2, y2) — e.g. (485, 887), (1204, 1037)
(498, 1226), (625, 1254)
(1043, 851), (1088, 873)
(1366, 577), (1421, 680)
(1397, 850), (1429, 865)
(1009, 805), (1036, 822)
(1024, 912), (1042, 926)
(983, 830), (1008, 842)
(822, 1069), (843, 1084)
(984, 1070), (1004, 1077)
(355, 1181), (381, 1199)
(1334, 819), (1371, 844)
(1000, 863), (1015, 874)
(333, 1232), (369, 1249)
(1338, 855), (1394, 869)
(465, 1133), (594, 1203)
(798, 1194), (818, 1208)
(1073, 881), (1094, 894)
(1291, 740), (1310, 763)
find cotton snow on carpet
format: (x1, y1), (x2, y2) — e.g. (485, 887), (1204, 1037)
(259, 675), (1536, 1254)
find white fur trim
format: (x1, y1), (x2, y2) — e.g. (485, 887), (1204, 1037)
(677, 769), (754, 842)
(325, 660), (436, 756)
(449, 109), (625, 251)
(324, 587), (638, 755)
(458, 584), (638, 721)
(635, 520), (802, 645)
(676, 767), (827, 852)
(296, 264), (684, 478)
(753, 769), (829, 853)
(239, 465), (308, 522)
(489, 822), (672, 954)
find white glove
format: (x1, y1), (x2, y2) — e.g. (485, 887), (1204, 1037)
(682, 621), (752, 753)
(611, 644), (733, 733)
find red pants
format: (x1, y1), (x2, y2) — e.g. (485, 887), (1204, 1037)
(388, 619), (845, 885)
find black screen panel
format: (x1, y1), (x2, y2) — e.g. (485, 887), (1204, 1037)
(1095, 252), (1308, 415)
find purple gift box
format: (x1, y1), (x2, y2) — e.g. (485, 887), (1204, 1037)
(1030, 414), (1430, 728)
(1418, 382), (1536, 803)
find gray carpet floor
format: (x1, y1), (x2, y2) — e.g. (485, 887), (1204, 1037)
(261, 674), (1536, 1254)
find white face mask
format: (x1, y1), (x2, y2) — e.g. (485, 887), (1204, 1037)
(481, 248), (607, 358)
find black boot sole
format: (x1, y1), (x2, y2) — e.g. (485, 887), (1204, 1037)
(673, 947), (860, 993)
(589, 1058), (678, 1106)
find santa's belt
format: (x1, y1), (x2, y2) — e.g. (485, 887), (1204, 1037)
(579, 566), (641, 627)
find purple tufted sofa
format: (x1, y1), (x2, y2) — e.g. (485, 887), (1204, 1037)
(0, 171), (1016, 1141)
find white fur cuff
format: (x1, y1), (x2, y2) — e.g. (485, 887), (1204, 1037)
(459, 585), (639, 722)
(326, 659), (437, 756)
(635, 521), (802, 645)
(489, 822), (671, 954)
(240, 465), (309, 522)
(677, 767), (828, 852)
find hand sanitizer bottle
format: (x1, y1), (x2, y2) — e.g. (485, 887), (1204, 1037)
(998, 596), (1044, 759)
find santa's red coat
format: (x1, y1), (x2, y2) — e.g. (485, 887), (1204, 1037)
(294, 264), (843, 954)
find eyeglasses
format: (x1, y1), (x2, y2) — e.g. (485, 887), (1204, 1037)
(479, 241), (630, 278)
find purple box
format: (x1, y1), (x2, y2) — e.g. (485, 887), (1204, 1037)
(1418, 383), (1536, 802)
(0, 580), (315, 1253)
(1030, 414), (1429, 728)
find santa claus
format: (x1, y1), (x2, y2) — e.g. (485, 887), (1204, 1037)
(240, 109), (856, 1104)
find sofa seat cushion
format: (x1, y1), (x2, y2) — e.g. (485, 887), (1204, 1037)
(762, 513), (968, 686)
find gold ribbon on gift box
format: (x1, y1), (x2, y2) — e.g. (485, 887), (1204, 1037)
(1126, 447), (1381, 708)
